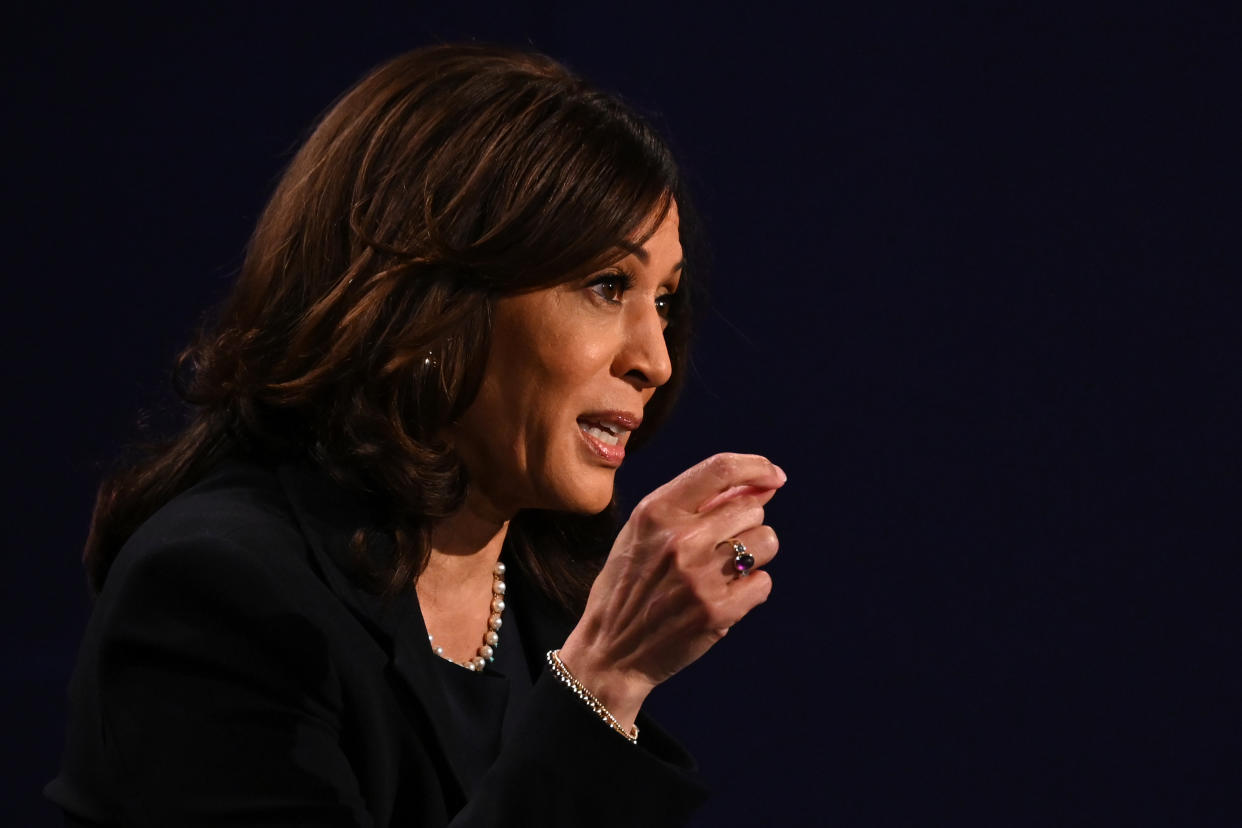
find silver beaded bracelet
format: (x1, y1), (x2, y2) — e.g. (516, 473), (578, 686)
(546, 649), (639, 744)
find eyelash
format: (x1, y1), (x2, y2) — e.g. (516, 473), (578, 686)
(588, 271), (635, 304)
(588, 271), (679, 322)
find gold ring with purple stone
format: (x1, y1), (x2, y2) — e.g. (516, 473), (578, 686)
(726, 538), (754, 576)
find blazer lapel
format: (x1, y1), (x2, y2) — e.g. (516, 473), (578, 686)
(274, 462), (473, 803)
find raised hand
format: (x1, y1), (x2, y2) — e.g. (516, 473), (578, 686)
(558, 453), (786, 729)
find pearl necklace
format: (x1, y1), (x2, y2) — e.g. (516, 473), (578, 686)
(427, 561), (506, 672)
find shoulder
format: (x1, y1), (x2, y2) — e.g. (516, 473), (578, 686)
(86, 458), (349, 708)
(55, 467), (371, 825)
(87, 459), (345, 665)
(126, 458), (303, 558)
(105, 459), (310, 598)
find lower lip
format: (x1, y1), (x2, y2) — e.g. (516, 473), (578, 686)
(578, 424), (625, 467)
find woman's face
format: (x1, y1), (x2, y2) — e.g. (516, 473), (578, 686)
(452, 202), (683, 518)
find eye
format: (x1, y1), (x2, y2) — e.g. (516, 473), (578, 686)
(588, 271), (634, 304)
(654, 291), (680, 324)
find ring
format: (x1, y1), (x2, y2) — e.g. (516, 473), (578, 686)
(726, 538), (755, 576)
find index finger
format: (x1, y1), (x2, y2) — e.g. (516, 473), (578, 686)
(696, 483), (778, 515)
(659, 453), (786, 513)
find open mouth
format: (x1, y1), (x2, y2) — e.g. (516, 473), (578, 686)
(577, 419), (622, 446)
(575, 411), (640, 465)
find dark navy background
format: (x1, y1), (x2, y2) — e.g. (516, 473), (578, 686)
(6, 2), (1240, 825)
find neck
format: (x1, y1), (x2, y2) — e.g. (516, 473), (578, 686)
(419, 489), (511, 597)
(417, 491), (513, 666)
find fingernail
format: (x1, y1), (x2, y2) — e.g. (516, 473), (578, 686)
(774, 464), (787, 484)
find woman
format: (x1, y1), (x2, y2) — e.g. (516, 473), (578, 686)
(48, 44), (784, 827)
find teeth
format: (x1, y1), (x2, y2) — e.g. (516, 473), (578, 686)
(580, 424), (620, 446)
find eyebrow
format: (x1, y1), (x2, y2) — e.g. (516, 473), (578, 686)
(616, 240), (685, 273)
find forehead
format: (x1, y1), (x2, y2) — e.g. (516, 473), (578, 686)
(614, 199), (682, 265)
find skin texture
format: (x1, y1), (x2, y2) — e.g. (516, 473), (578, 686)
(559, 453), (784, 729)
(422, 203), (784, 726)
(451, 203), (684, 519)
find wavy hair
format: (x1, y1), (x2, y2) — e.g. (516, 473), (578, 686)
(84, 44), (697, 611)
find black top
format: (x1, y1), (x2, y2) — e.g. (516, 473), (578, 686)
(428, 587), (534, 795)
(46, 458), (708, 827)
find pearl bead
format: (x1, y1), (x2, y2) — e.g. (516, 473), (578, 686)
(426, 560), (508, 671)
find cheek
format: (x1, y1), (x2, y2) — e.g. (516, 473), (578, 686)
(523, 333), (594, 393)
(488, 293), (616, 436)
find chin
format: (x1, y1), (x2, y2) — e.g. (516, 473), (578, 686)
(548, 472), (616, 515)
(561, 490), (615, 516)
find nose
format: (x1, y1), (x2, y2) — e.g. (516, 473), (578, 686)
(616, 301), (673, 391)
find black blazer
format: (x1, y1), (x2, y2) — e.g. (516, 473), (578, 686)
(47, 459), (707, 827)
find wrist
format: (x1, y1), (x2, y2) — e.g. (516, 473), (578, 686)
(556, 637), (653, 731)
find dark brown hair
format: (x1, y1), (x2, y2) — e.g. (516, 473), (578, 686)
(83, 44), (697, 611)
